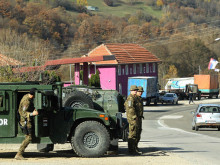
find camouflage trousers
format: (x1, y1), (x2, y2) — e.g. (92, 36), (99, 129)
(18, 134), (32, 155)
(128, 119), (142, 152)
(18, 124), (33, 155)
(136, 120), (142, 148)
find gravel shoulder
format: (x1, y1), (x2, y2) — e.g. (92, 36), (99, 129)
(0, 142), (191, 165)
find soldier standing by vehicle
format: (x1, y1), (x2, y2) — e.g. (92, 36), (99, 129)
(136, 86), (144, 153)
(15, 88), (38, 160)
(124, 85), (141, 155)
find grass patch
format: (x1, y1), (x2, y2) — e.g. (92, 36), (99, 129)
(86, 0), (162, 18)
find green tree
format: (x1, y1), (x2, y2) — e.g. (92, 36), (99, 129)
(41, 71), (61, 84)
(89, 70), (100, 87)
(0, 66), (22, 82)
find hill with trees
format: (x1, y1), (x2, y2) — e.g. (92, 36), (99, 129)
(0, 0), (219, 86)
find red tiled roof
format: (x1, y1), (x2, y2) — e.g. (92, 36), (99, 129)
(0, 54), (24, 67)
(13, 65), (46, 73)
(88, 43), (161, 65)
(45, 55), (115, 66)
(13, 55), (115, 73)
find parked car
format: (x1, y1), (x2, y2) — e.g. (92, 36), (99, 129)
(192, 104), (220, 131)
(161, 93), (178, 104)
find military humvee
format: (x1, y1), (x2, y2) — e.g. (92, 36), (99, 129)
(0, 81), (127, 157)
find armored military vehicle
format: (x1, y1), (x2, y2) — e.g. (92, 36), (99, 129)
(0, 81), (127, 157)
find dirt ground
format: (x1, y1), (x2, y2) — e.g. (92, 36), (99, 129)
(0, 141), (191, 165)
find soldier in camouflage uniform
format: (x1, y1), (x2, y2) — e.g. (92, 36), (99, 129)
(136, 86), (144, 153)
(124, 85), (141, 155)
(15, 88), (38, 160)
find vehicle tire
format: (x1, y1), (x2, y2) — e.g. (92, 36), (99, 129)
(161, 101), (164, 105)
(176, 100), (178, 105)
(218, 127), (220, 131)
(216, 95), (218, 99)
(71, 121), (110, 157)
(154, 99), (157, 106)
(63, 91), (94, 109)
(198, 92), (201, 100)
(172, 101), (174, 105)
(195, 126), (199, 131)
(37, 144), (54, 153)
(192, 126), (195, 130)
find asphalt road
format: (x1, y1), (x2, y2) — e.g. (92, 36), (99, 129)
(145, 98), (220, 137)
(142, 98), (220, 165)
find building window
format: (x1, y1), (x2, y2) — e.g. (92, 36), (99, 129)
(88, 65), (91, 78)
(153, 63), (156, 73)
(118, 65), (121, 76)
(146, 63), (149, 73)
(125, 65), (128, 75)
(133, 64), (136, 74)
(119, 83), (122, 94)
(122, 68), (125, 75)
(139, 64), (142, 74)
(130, 67), (132, 74)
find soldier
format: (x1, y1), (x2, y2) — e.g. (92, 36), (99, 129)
(15, 88), (38, 160)
(136, 86), (144, 153)
(124, 85), (141, 155)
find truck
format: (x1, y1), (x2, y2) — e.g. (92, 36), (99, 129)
(127, 76), (158, 105)
(0, 81), (127, 157)
(194, 74), (219, 98)
(164, 75), (219, 100)
(164, 77), (198, 100)
(165, 77), (194, 90)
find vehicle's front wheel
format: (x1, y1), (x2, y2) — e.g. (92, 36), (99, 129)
(192, 126), (195, 130)
(71, 121), (110, 157)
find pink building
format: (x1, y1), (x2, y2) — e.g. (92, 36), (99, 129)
(75, 43), (161, 96)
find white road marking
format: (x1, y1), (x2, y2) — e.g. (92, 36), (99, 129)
(160, 115), (183, 119)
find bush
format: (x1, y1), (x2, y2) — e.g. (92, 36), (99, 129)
(104, 0), (114, 6)
(89, 70), (100, 87)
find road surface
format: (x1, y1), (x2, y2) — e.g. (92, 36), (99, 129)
(142, 98), (220, 165)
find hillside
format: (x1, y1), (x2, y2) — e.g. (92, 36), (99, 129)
(0, 0), (219, 83)
(86, 0), (162, 18)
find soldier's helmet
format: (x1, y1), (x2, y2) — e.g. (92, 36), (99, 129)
(137, 86), (144, 92)
(130, 85), (138, 91)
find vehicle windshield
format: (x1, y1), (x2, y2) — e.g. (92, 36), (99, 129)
(199, 106), (220, 113)
(164, 94), (173, 97)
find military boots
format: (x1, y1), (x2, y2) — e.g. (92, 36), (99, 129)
(14, 152), (26, 160)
